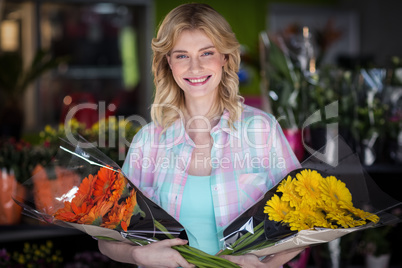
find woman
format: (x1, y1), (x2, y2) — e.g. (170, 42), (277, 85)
(98, 3), (302, 268)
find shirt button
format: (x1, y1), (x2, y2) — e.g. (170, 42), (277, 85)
(214, 187), (219, 191)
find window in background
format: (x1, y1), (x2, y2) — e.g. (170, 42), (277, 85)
(38, 1), (152, 130)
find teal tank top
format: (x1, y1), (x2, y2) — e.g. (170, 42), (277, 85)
(179, 175), (220, 255)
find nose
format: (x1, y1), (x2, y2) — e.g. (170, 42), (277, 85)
(189, 57), (203, 73)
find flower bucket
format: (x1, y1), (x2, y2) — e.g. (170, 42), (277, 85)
(32, 164), (80, 216)
(283, 128), (305, 161)
(0, 168), (26, 225)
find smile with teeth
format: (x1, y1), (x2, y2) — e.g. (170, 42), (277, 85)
(186, 76), (211, 84)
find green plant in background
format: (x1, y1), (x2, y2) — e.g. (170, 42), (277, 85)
(0, 240), (63, 268)
(65, 251), (133, 268)
(306, 67), (357, 129)
(0, 50), (66, 101)
(40, 118), (88, 151)
(264, 37), (306, 129)
(388, 56), (402, 86)
(88, 117), (140, 164)
(383, 56), (402, 162)
(263, 33), (398, 162)
(0, 50), (68, 139)
(352, 99), (387, 145)
(40, 117), (140, 166)
(0, 138), (52, 184)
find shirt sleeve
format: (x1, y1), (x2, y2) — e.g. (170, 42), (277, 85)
(122, 126), (148, 187)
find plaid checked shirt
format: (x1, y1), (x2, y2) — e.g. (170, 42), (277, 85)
(122, 104), (301, 238)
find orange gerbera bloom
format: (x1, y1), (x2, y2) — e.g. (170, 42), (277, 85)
(54, 198), (93, 222)
(53, 174), (96, 222)
(120, 189), (139, 231)
(74, 174), (96, 206)
(102, 202), (126, 230)
(93, 167), (117, 201)
(78, 200), (114, 226)
(109, 172), (128, 203)
(53, 202), (77, 222)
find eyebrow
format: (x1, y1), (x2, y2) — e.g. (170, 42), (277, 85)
(171, 45), (215, 54)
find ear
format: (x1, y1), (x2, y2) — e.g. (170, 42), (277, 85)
(222, 54), (228, 66)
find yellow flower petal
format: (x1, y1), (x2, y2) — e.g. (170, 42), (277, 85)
(340, 202), (380, 224)
(264, 195), (292, 222)
(320, 175), (352, 207)
(294, 169), (323, 204)
(278, 176), (302, 208)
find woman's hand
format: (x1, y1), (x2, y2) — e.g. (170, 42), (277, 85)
(132, 238), (195, 268)
(221, 254), (265, 268)
(98, 238), (195, 268)
(220, 248), (304, 268)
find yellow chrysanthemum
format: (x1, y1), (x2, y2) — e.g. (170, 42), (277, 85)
(277, 176), (301, 208)
(320, 176), (352, 207)
(264, 195), (292, 222)
(294, 169), (323, 204)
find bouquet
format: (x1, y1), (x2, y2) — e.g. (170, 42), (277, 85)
(218, 137), (401, 258)
(13, 137), (239, 268)
(13, 136), (401, 267)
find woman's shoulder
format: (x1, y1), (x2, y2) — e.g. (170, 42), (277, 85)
(129, 121), (164, 144)
(136, 121), (162, 134)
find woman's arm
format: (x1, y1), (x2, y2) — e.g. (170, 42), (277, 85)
(221, 248), (304, 268)
(98, 238), (195, 268)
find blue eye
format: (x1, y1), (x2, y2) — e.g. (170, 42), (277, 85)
(203, 51), (214, 56)
(176, 54), (187, 59)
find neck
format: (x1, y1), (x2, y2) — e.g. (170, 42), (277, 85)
(184, 98), (220, 130)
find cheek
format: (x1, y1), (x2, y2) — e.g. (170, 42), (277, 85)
(170, 62), (186, 75)
(170, 65), (186, 86)
(170, 67), (182, 81)
(213, 61), (224, 76)
(210, 56), (225, 71)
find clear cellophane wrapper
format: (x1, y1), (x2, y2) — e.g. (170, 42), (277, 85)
(220, 136), (402, 257)
(13, 137), (187, 245)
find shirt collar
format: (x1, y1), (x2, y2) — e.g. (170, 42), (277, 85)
(162, 109), (241, 149)
(163, 118), (189, 149)
(215, 109), (241, 139)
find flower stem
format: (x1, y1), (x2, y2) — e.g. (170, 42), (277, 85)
(154, 220), (239, 267)
(218, 221), (265, 256)
(175, 245), (240, 267)
(230, 240), (276, 256)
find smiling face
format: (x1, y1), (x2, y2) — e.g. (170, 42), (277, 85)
(167, 29), (226, 104)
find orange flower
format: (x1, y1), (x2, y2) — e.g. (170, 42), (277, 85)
(109, 172), (128, 203)
(93, 167), (117, 201)
(120, 189), (139, 231)
(78, 201), (113, 226)
(54, 200), (93, 222)
(53, 202), (77, 222)
(53, 174), (96, 222)
(102, 202), (126, 230)
(74, 174), (96, 206)
(53, 167), (142, 231)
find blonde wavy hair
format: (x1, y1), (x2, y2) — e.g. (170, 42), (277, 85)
(151, 3), (243, 130)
